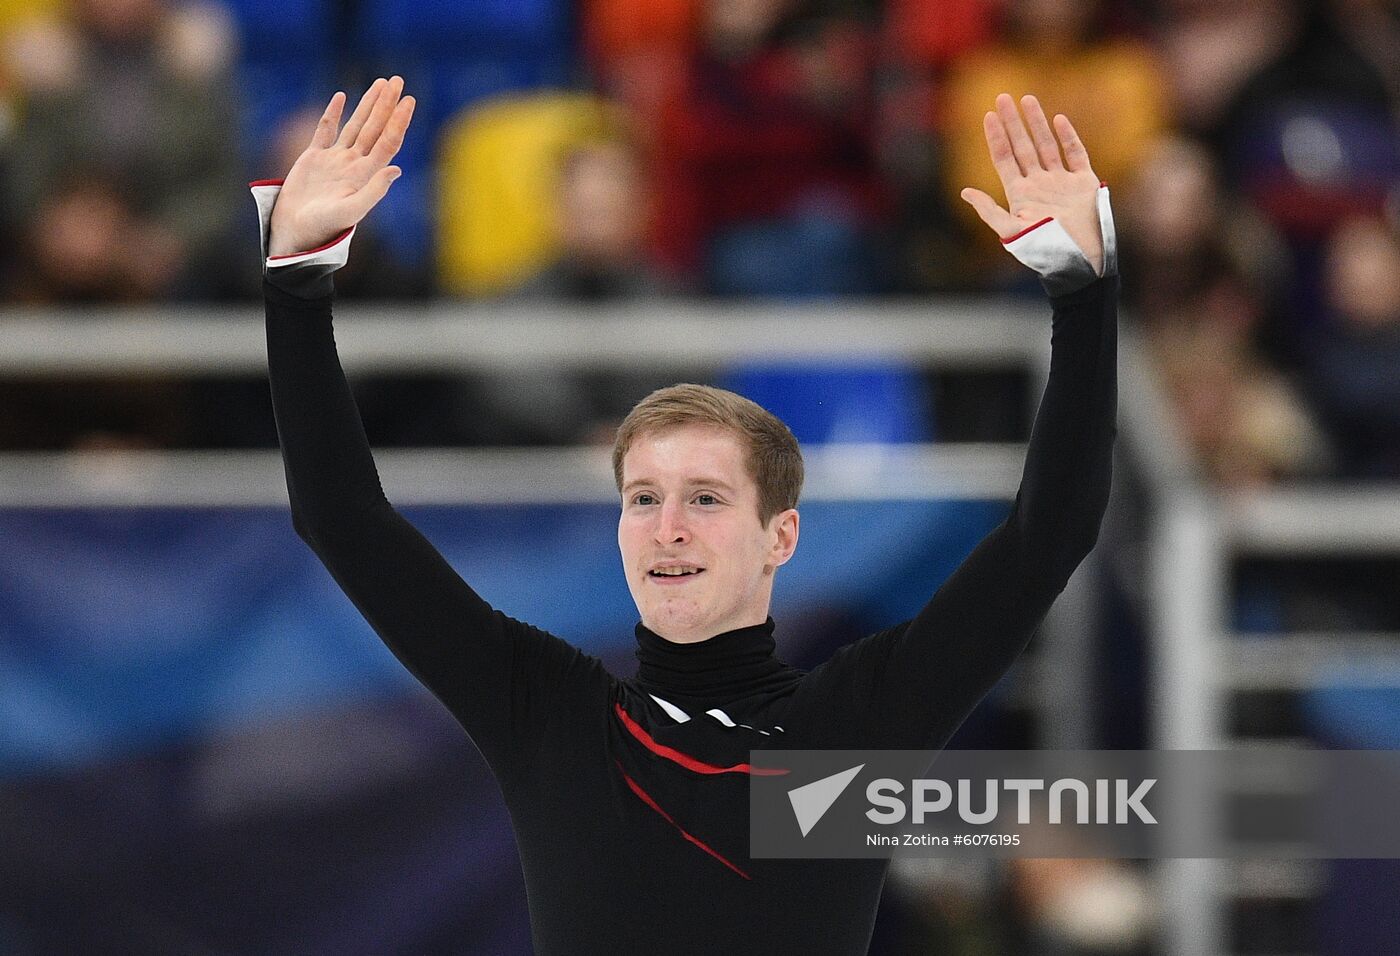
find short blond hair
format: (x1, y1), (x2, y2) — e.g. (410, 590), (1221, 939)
(612, 384), (803, 526)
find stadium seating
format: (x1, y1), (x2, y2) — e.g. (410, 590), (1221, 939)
(0, 0), (63, 35)
(219, 0), (337, 172)
(716, 362), (935, 445)
(435, 92), (623, 297)
(346, 0), (576, 265)
(352, 0), (570, 59)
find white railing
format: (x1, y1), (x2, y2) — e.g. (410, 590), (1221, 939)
(0, 444), (1027, 507)
(0, 300), (1044, 374)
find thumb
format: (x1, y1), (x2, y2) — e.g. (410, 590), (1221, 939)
(959, 187), (1017, 239)
(344, 165), (402, 223)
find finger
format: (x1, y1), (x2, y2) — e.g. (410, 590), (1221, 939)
(368, 94), (416, 167)
(982, 111), (1021, 195)
(310, 91), (346, 149)
(994, 92), (1039, 173)
(337, 78), (385, 149)
(355, 74), (404, 154)
(344, 164), (402, 222)
(1054, 113), (1091, 173)
(1020, 94), (1062, 170)
(959, 187), (1018, 239)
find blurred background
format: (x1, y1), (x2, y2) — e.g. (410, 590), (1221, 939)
(0, 0), (1399, 952)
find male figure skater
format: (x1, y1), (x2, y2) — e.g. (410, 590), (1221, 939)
(254, 77), (1116, 954)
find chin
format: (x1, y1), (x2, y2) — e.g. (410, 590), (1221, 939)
(647, 603), (711, 639)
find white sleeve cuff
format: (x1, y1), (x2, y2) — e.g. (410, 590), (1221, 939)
(1002, 183), (1117, 297)
(249, 179), (356, 274)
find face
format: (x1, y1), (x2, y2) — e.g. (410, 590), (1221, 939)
(35, 181), (129, 288)
(558, 144), (645, 264)
(1326, 216), (1400, 330)
(1135, 137), (1214, 249)
(618, 424), (798, 644)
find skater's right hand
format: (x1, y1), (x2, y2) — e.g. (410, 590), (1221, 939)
(267, 76), (415, 257)
(959, 93), (1103, 276)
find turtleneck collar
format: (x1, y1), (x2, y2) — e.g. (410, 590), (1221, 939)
(634, 616), (800, 701)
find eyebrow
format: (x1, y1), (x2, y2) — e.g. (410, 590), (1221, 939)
(622, 477), (737, 494)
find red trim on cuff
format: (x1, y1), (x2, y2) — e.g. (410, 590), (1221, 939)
(267, 227), (353, 261)
(1099, 180), (1108, 188)
(249, 178), (285, 188)
(1001, 216), (1054, 245)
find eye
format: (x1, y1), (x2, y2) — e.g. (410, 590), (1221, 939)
(633, 493), (657, 506)
(694, 494), (718, 506)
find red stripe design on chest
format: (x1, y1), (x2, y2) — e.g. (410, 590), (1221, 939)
(615, 759), (751, 880)
(614, 702), (789, 776)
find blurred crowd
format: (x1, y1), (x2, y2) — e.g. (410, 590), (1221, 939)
(0, 0), (1398, 481)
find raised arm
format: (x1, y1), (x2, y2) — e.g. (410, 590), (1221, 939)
(261, 78), (414, 533)
(791, 94), (1117, 750)
(260, 79), (609, 773)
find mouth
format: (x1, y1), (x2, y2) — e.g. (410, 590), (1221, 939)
(648, 566), (705, 584)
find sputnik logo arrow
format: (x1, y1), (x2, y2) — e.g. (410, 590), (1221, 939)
(787, 764), (864, 837)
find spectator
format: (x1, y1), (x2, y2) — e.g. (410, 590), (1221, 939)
(877, 854), (1156, 956)
(1006, 856), (1154, 955)
(1302, 214), (1400, 479)
(874, 858), (1007, 955)
(469, 139), (676, 446)
(651, 0), (889, 294)
(1125, 143), (1328, 489)
(1118, 135), (1294, 365)
(872, 0), (1002, 294)
(941, 0), (1167, 286)
(3, 168), (148, 303)
(434, 92), (626, 298)
(0, 0), (64, 159)
(1152, 0), (1298, 136)
(514, 140), (670, 300)
(1, 0), (242, 300)
(1211, 0), (1400, 242)
(581, 0), (696, 146)
(1151, 318), (1330, 488)
(0, 166), (196, 449)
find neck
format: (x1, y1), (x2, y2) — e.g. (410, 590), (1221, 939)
(634, 616), (800, 700)
(642, 611), (770, 646)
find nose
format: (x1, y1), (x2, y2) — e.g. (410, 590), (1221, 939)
(654, 497), (690, 545)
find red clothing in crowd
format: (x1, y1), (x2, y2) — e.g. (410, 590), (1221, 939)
(650, 25), (889, 275)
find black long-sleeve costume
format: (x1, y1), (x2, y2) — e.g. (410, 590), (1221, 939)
(263, 267), (1117, 954)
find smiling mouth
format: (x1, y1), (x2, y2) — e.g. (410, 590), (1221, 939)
(649, 568), (705, 581)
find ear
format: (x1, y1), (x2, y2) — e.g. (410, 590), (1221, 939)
(766, 508), (800, 569)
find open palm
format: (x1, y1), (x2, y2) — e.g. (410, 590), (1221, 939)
(268, 76), (416, 257)
(960, 93), (1103, 274)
